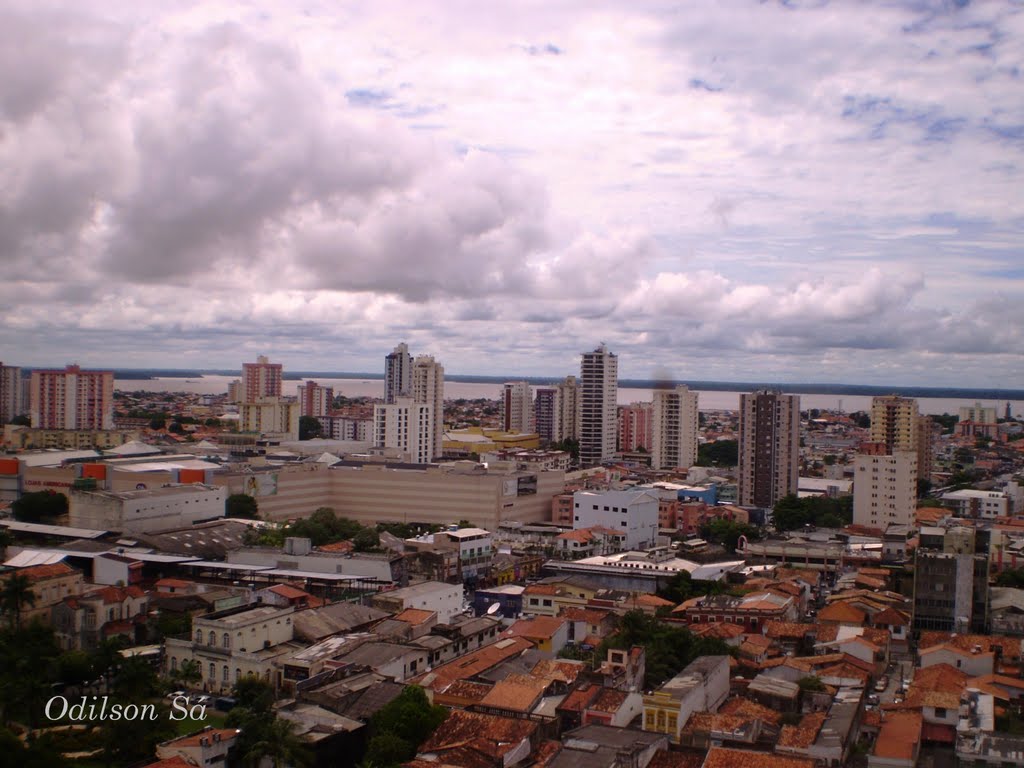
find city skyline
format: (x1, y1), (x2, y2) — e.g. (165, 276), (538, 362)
(2, 2), (1023, 387)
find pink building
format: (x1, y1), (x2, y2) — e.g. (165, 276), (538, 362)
(30, 365), (114, 430)
(618, 403), (653, 452)
(298, 380), (334, 417)
(241, 355), (282, 402)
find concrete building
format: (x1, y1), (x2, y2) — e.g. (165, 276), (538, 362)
(941, 489), (1010, 519)
(580, 345), (617, 467)
(373, 398), (435, 463)
(7, 562), (84, 626)
(738, 391), (800, 508)
(433, 527), (494, 580)
(385, 342), (413, 404)
(226, 379), (243, 403)
(69, 484), (226, 533)
(651, 385), (699, 470)
(960, 402), (998, 424)
(501, 381), (534, 434)
(2, 427), (139, 450)
(298, 380), (334, 418)
(853, 451), (918, 528)
(156, 729), (240, 768)
(52, 584), (148, 651)
(870, 396), (919, 453)
(370, 581), (463, 623)
(642, 656), (730, 744)
(241, 355), (282, 401)
(30, 365), (114, 430)
(913, 526), (989, 633)
(618, 402), (653, 453)
(412, 355), (444, 460)
(238, 397), (300, 441)
(165, 604), (298, 693)
(572, 489), (659, 550)
(534, 387), (559, 443)
(556, 375), (581, 442)
(0, 362), (23, 424)
(329, 460), (563, 530)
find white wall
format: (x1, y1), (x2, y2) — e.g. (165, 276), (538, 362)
(572, 490), (659, 549)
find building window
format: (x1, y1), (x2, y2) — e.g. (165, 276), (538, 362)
(235, 668), (241, 681)
(223, 633), (230, 648)
(171, 657), (177, 671)
(195, 629), (202, 643)
(209, 663), (215, 680)
(223, 665), (229, 682)
(209, 631), (216, 646)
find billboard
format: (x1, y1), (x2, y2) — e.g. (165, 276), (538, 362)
(243, 473), (279, 497)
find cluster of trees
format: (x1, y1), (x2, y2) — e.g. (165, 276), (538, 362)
(550, 438), (580, 460)
(246, 507), (382, 552)
(227, 678), (312, 768)
(699, 518), (761, 553)
(696, 440), (738, 467)
(772, 494), (852, 531)
(362, 686), (448, 767)
(226, 493), (260, 519)
(298, 415), (323, 440)
(11, 490), (68, 523)
(600, 610), (734, 689)
(657, 570), (732, 606)
(995, 568), (1024, 588)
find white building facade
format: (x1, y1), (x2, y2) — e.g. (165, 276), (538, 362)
(501, 381), (534, 434)
(412, 355), (445, 460)
(572, 489), (659, 550)
(652, 385), (699, 470)
(853, 451), (918, 528)
(580, 346), (618, 466)
(373, 397), (435, 463)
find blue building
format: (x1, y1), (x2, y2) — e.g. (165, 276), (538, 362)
(472, 584), (524, 619)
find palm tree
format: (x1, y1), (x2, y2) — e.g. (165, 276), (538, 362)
(1, 574), (37, 628)
(243, 716), (313, 768)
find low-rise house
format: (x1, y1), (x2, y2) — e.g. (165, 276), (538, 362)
(868, 711), (922, 768)
(702, 747), (814, 768)
(53, 584), (148, 651)
(155, 727), (240, 767)
(582, 688), (644, 728)
(673, 592), (798, 632)
(257, 584), (321, 609)
(370, 580), (462, 623)
(415, 709), (539, 768)
(501, 616), (569, 654)
(414, 636), (535, 700)
(920, 644), (994, 677)
(747, 674), (801, 713)
(549, 724), (666, 768)
(598, 646), (646, 691)
(291, 601), (390, 643)
(642, 656), (730, 744)
(9, 561), (84, 626)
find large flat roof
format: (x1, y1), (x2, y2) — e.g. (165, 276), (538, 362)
(0, 520), (107, 539)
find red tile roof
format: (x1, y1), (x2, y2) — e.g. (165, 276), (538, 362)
(702, 747), (814, 768)
(16, 562), (77, 581)
(873, 712), (922, 761)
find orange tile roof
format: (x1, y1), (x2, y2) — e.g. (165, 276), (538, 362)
(702, 747), (814, 768)
(589, 688), (628, 714)
(143, 759), (194, 768)
(647, 750), (705, 768)
(394, 608), (436, 625)
(16, 562), (77, 581)
(764, 621), (814, 640)
(267, 584), (313, 600)
(478, 674), (548, 713)
(318, 539), (354, 553)
(918, 632), (1023, 660)
(873, 712), (922, 761)
(501, 616), (566, 642)
(419, 709), (538, 759)
(718, 697), (783, 727)
(523, 584), (558, 596)
(817, 602), (866, 624)
(690, 622), (745, 640)
(415, 636), (534, 691)
(438, 680), (492, 703)
(634, 594), (674, 608)
(681, 712), (749, 737)
(557, 683), (602, 713)
(777, 712), (826, 750)
(531, 658), (585, 685)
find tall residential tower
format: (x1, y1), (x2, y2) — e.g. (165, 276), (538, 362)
(651, 385), (699, 470)
(738, 390), (800, 508)
(385, 343), (413, 404)
(579, 345), (618, 466)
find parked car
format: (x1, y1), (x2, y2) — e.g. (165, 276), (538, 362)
(193, 695), (212, 706)
(166, 690), (187, 701)
(866, 694), (880, 705)
(875, 676), (889, 692)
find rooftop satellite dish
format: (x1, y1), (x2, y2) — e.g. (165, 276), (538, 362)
(486, 603), (501, 616)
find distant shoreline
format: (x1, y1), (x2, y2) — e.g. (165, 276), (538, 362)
(92, 368), (1024, 401)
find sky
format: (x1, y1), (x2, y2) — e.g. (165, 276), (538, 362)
(2, 0), (1023, 387)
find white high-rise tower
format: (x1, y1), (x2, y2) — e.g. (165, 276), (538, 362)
(579, 344), (618, 466)
(652, 385), (699, 470)
(412, 355), (445, 460)
(385, 343), (413, 404)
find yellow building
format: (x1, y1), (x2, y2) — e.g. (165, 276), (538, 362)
(443, 427), (540, 456)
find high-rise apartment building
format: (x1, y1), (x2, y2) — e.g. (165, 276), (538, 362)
(534, 387), (559, 443)
(385, 343), (413, 404)
(618, 403), (653, 452)
(226, 380), (243, 404)
(853, 450), (917, 528)
(738, 390), (800, 508)
(913, 525), (989, 633)
(556, 376), (581, 442)
(298, 380), (334, 418)
(30, 365), (114, 430)
(238, 397), (300, 441)
(501, 381), (534, 434)
(412, 355), (444, 460)
(373, 398), (435, 463)
(651, 385), (699, 470)
(870, 396), (919, 453)
(0, 363), (23, 424)
(241, 355), (283, 402)
(579, 345), (618, 467)
(959, 402), (997, 424)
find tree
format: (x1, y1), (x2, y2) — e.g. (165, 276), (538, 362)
(11, 491), (68, 523)
(298, 416), (323, 441)
(1, 574), (36, 629)
(797, 675), (825, 692)
(550, 438), (580, 460)
(167, 421), (184, 434)
(697, 440), (738, 467)
(772, 494), (852, 532)
(170, 658), (202, 688)
(353, 529), (380, 552)
(365, 686), (448, 766)
(226, 493), (259, 519)
(241, 716), (313, 768)
(232, 677), (276, 715)
(149, 417), (166, 430)
(100, 700), (176, 766)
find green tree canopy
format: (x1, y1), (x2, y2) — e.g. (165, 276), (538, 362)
(365, 686), (448, 767)
(353, 528), (381, 552)
(772, 494), (853, 531)
(696, 440), (738, 467)
(11, 491), (68, 523)
(298, 415), (323, 441)
(226, 493), (259, 519)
